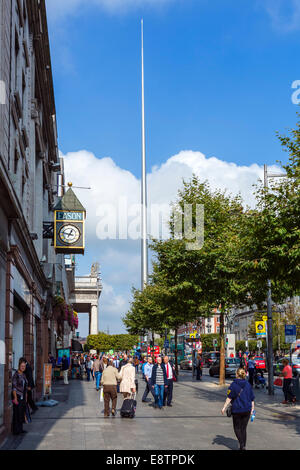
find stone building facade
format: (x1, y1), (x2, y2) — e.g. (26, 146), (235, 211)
(0, 0), (74, 444)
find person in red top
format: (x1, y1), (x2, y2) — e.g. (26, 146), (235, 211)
(280, 359), (296, 404)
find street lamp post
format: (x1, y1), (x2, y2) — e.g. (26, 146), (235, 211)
(263, 165), (287, 395)
(141, 19), (148, 291)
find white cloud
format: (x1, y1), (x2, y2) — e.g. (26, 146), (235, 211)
(63, 149), (279, 245)
(261, 0), (300, 32)
(63, 148), (280, 334)
(46, 0), (174, 20)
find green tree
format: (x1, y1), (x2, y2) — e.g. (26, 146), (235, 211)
(169, 177), (253, 385)
(87, 333), (139, 353)
(149, 238), (208, 374)
(240, 115), (300, 304)
(201, 334), (219, 352)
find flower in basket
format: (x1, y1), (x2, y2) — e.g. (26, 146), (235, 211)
(64, 305), (69, 321)
(53, 297), (66, 321)
(53, 295), (65, 306)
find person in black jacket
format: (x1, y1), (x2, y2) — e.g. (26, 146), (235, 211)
(62, 356), (69, 385)
(162, 356), (176, 406)
(151, 357), (168, 409)
(20, 357), (38, 413)
(221, 368), (255, 451)
(118, 354), (128, 372)
(12, 358), (28, 435)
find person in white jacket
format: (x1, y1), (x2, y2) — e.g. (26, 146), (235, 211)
(119, 358), (136, 399)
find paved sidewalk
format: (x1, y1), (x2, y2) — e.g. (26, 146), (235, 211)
(179, 371), (300, 418)
(1, 371), (299, 450)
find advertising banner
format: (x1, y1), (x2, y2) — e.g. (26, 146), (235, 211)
(43, 364), (52, 396)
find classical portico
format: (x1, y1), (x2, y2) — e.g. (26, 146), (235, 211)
(69, 263), (102, 335)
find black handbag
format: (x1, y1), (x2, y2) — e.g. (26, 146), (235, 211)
(226, 385), (244, 418)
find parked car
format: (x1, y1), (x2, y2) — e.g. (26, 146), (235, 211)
(203, 352), (220, 367)
(180, 356), (193, 370)
(209, 358), (240, 377)
(273, 357), (300, 378)
(253, 356), (266, 371)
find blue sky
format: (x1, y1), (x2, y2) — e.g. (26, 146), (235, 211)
(46, 0), (300, 336)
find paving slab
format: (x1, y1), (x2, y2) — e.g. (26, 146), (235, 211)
(1, 370), (299, 450)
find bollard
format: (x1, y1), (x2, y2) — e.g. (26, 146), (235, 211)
(291, 376), (300, 401)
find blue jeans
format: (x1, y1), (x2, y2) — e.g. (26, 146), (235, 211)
(95, 371), (102, 389)
(154, 384), (165, 408)
(86, 368), (91, 381)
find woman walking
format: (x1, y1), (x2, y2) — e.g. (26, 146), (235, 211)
(221, 368), (255, 451)
(280, 358), (296, 404)
(12, 358), (28, 435)
(120, 358), (136, 399)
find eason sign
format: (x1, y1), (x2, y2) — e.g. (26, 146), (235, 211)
(53, 185), (86, 255)
(285, 325), (296, 344)
(54, 210), (85, 255)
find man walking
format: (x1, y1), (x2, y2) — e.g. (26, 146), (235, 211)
(247, 355), (255, 386)
(151, 356), (168, 409)
(85, 356), (92, 381)
(195, 353), (203, 381)
(21, 357), (38, 413)
(101, 360), (121, 417)
(113, 356), (120, 369)
(142, 356), (155, 402)
(118, 354), (128, 372)
(163, 356), (175, 407)
(62, 355), (69, 385)
(93, 355), (102, 391)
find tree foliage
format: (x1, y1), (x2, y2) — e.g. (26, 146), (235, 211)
(87, 332), (139, 353)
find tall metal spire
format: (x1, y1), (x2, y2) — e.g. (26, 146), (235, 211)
(141, 19), (148, 290)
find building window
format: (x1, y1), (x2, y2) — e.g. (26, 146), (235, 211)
(14, 148), (20, 174)
(15, 29), (20, 90)
(22, 70), (26, 106)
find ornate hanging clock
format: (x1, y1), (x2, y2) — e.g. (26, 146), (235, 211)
(58, 225), (81, 245)
(54, 184), (86, 255)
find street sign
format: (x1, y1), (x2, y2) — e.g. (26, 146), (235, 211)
(262, 316), (268, 322)
(257, 340), (262, 348)
(147, 345), (160, 357)
(285, 325), (297, 344)
(164, 340), (170, 349)
(255, 321), (266, 337)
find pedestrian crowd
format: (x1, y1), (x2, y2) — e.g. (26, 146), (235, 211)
(10, 346), (298, 451)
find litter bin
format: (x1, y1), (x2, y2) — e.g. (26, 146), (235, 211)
(291, 377), (300, 401)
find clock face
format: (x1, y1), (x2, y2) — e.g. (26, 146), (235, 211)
(58, 225), (81, 245)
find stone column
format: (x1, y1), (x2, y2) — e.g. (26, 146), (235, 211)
(90, 304), (98, 335)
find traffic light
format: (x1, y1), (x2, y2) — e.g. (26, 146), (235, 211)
(225, 336), (229, 346)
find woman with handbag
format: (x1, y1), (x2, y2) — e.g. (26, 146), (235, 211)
(221, 368), (255, 451)
(280, 358), (296, 404)
(11, 358), (28, 435)
(119, 358), (136, 399)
